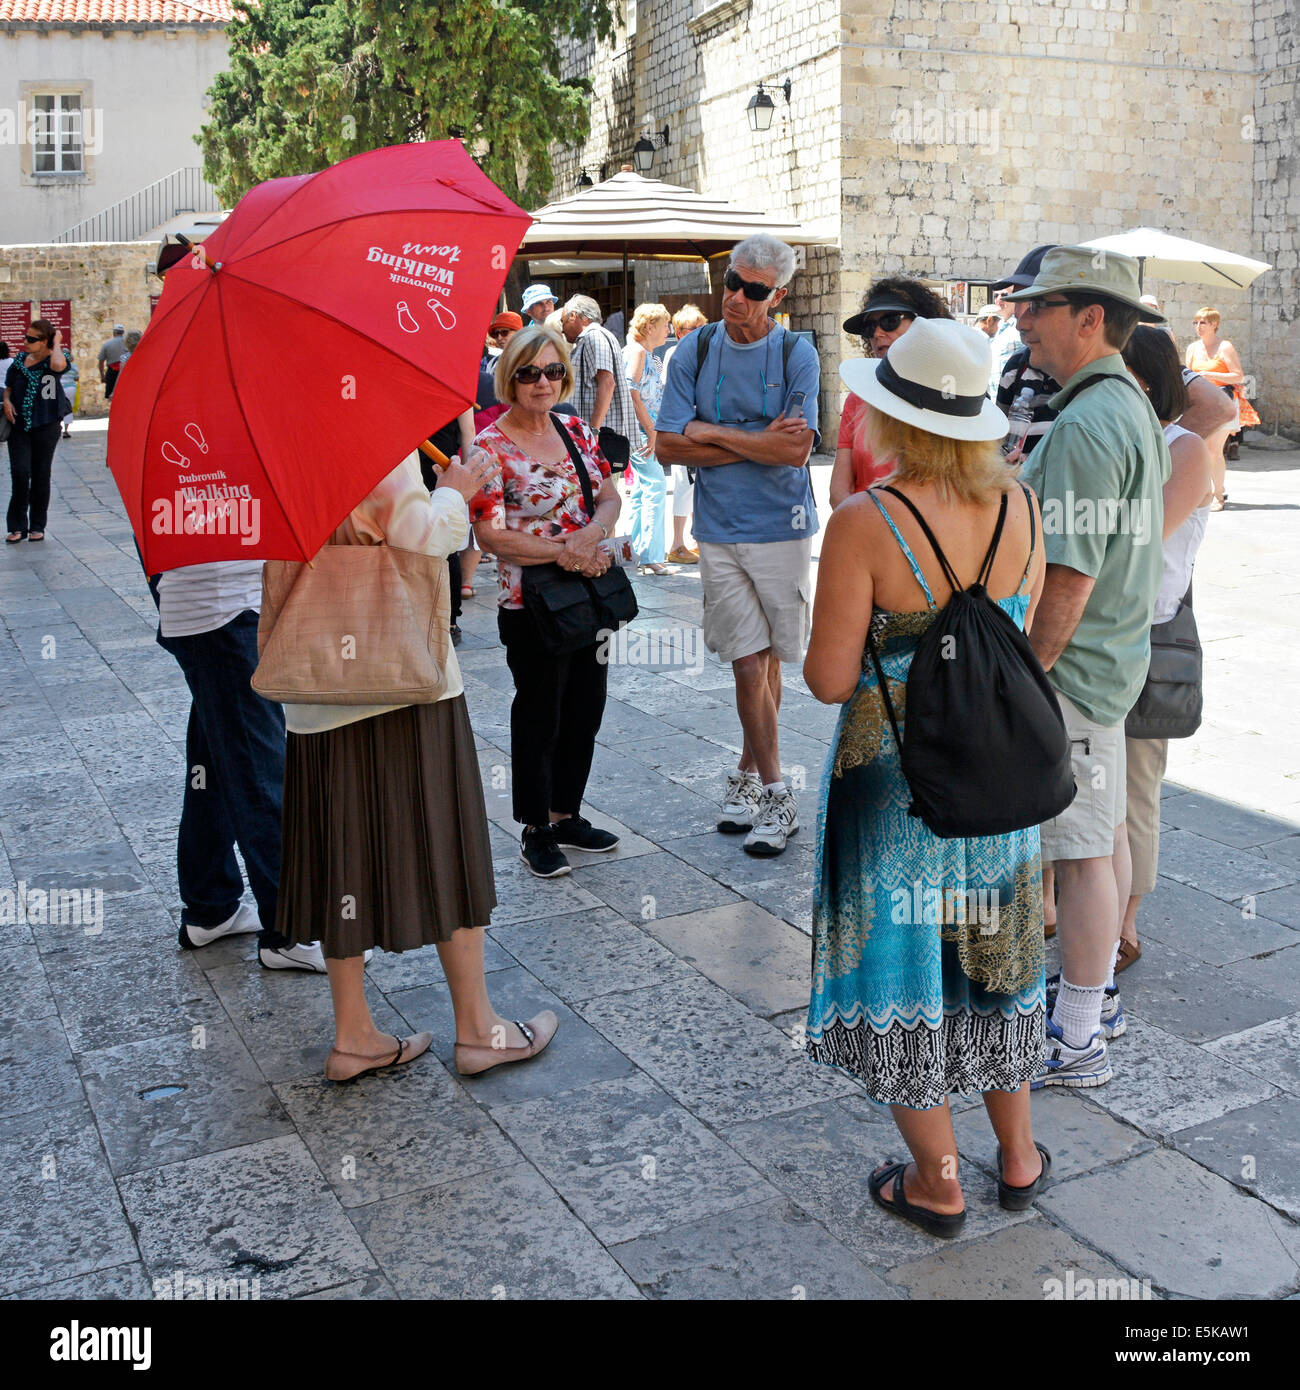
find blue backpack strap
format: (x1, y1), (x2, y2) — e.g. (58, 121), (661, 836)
(1017, 482), (1037, 593)
(868, 489), (937, 611)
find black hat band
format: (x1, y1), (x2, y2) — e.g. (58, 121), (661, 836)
(875, 357), (985, 418)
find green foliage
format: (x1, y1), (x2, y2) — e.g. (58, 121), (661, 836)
(199, 0), (616, 208)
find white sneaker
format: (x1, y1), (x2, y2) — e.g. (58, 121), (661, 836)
(743, 787), (799, 856)
(718, 770), (763, 833)
(178, 902), (261, 950)
(259, 943), (372, 973)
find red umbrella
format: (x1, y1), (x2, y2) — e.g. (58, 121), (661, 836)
(108, 141), (529, 571)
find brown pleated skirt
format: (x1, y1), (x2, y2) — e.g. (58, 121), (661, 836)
(276, 694), (497, 957)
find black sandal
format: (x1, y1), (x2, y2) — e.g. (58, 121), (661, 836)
(996, 1141), (1052, 1210)
(868, 1161), (966, 1239)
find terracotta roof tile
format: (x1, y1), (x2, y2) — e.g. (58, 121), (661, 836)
(0, 1), (232, 24)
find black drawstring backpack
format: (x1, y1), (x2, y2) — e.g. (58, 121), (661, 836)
(865, 483), (1075, 839)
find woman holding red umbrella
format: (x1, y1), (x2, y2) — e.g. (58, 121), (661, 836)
(276, 447), (559, 1082)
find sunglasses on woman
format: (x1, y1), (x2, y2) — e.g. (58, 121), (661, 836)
(723, 268), (775, 301)
(488, 328), (512, 339)
(861, 312), (913, 335)
(23, 333), (44, 344)
(513, 362), (566, 383)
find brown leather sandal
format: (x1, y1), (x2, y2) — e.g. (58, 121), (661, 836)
(325, 1031), (432, 1083)
(1115, 939), (1142, 973)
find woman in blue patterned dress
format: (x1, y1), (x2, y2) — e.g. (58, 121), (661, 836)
(804, 319), (1050, 1238)
(622, 303), (671, 572)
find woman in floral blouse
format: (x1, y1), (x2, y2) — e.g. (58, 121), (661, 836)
(471, 325), (624, 879)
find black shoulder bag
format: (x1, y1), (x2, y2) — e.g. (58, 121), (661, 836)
(519, 414), (638, 654)
(1125, 581), (1202, 740)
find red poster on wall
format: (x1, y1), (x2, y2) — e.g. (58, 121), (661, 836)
(149, 295), (161, 317)
(39, 300), (73, 355)
(0, 300), (31, 355)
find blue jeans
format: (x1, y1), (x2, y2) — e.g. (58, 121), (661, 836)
(626, 448), (667, 565)
(156, 610), (288, 946)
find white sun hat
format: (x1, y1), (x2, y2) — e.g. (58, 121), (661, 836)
(839, 318), (1009, 442)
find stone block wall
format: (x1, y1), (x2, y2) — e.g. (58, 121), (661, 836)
(556, 0), (1293, 432)
(1252, 0), (1298, 432)
(841, 0), (1262, 411)
(558, 0), (846, 439)
(0, 242), (158, 416)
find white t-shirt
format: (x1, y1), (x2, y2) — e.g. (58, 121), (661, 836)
(1154, 422), (1210, 625)
(158, 561), (264, 638)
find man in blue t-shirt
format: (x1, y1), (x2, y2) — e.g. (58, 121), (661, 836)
(657, 234), (820, 857)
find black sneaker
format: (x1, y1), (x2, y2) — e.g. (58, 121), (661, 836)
(520, 825), (571, 878)
(550, 814), (620, 853)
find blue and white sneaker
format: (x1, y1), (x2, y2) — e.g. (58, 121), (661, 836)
(1031, 1018), (1113, 1090)
(1044, 973), (1126, 1040)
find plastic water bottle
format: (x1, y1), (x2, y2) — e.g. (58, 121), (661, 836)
(1002, 386), (1036, 459)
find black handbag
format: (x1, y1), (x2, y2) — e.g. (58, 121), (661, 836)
(1125, 582), (1203, 740)
(520, 414), (638, 654)
(597, 425), (631, 467)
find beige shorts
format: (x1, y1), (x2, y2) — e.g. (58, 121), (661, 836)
(1125, 735), (1169, 897)
(697, 537), (813, 664)
(1039, 690), (1127, 861)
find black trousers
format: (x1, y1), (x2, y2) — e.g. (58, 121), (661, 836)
(498, 605), (607, 827)
(7, 420), (61, 535)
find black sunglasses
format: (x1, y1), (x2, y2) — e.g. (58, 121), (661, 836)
(24, 333), (44, 344)
(861, 311), (913, 335)
(723, 268), (776, 301)
(488, 327), (512, 339)
(513, 362), (566, 383)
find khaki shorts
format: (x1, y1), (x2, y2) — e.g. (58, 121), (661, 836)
(697, 537), (813, 664)
(1039, 690), (1127, 861)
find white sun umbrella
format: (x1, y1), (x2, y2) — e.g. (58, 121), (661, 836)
(1079, 228), (1271, 291)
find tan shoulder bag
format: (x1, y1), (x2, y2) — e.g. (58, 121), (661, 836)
(251, 543), (450, 706)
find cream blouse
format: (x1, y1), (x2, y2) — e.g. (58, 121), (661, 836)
(282, 453), (468, 736)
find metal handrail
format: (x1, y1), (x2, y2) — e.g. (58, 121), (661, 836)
(53, 167), (221, 244)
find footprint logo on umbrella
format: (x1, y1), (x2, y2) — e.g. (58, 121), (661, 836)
(395, 299), (457, 333)
(161, 441), (191, 470)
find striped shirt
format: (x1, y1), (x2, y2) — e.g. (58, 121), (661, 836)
(157, 561), (264, 638)
(571, 322), (638, 443)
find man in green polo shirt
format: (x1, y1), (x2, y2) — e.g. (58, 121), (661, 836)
(1006, 246), (1170, 1090)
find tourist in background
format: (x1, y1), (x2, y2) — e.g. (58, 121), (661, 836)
(805, 318), (1049, 1236)
(97, 323), (126, 400)
(1116, 326), (1215, 976)
(5, 318), (68, 543)
(623, 302), (672, 574)
(664, 303), (706, 563)
(1186, 305), (1257, 501)
(830, 277), (950, 509)
(59, 354), (80, 439)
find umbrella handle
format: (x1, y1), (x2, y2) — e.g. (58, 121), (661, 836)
(419, 440), (451, 468)
(176, 234), (217, 273)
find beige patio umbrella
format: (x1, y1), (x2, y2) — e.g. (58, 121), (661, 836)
(1079, 228), (1272, 291)
(520, 168), (837, 317)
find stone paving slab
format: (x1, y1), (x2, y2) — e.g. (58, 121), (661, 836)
(576, 974), (856, 1128)
(118, 1134), (379, 1299)
(609, 1197), (898, 1300)
(1171, 1093), (1300, 1220)
(641, 899), (812, 1016)
(348, 1162), (641, 1300)
(489, 905), (698, 1002)
(0, 1102), (139, 1297)
(273, 1058), (516, 1209)
(78, 1019), (293, 1177)
(490, 1072), (776, 1246)
(885, 1217), (1145, 1301)
(1038, 1148), (1300, 1299)
(391, 965), (639, 1107)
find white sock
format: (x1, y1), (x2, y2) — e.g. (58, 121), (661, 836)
(738, 767), (760, 782)
(764, 780), (787, 796)
(1106, 941), (1121, 991)
(1052, 977), (1106, 1049)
